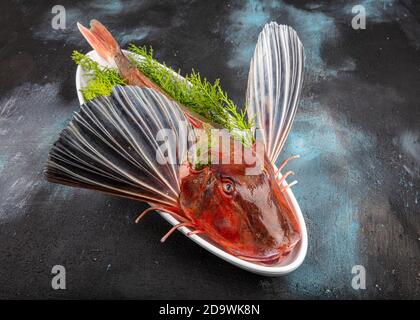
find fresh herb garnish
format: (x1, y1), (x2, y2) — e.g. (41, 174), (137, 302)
(71, 51), (126, 101)
(72, 46), (254, 145)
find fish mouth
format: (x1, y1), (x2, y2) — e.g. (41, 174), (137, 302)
(237, 253), (281, 265)
(236, 244), (298, 265)
(234, 222), (302, 265)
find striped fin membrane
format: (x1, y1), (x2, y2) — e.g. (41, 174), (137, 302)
(246, 22), (305, 163)
(45, 86), (194, 210)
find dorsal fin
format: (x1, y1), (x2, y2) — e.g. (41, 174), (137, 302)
(246, 22), (305, 163)
(45, 86), (194, 210)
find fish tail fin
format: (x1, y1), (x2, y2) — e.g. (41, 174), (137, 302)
(77, 19), (120, 62)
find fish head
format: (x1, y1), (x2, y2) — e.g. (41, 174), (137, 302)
(179, 140), (301, 264)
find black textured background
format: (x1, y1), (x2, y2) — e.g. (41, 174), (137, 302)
(0, 0), (419, 299)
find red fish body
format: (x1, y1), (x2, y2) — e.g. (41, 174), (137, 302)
(46, 20), (305, 266)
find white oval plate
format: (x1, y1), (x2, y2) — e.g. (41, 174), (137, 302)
(75, 50), (308, 276)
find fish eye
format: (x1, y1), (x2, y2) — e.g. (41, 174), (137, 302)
(221, 179), (235, 195)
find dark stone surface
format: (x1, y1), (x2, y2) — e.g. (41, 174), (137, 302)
(0, 0), (419, 299)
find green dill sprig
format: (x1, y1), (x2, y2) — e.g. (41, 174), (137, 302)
(128, 44), (254, 145)
(73, 46), (254, 145)
(72, 50), (126, 101)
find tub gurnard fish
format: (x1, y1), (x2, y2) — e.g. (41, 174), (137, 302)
(45, 20), (305, 264)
